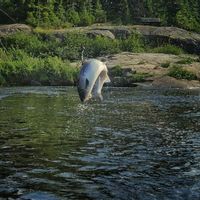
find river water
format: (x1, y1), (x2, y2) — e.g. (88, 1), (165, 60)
(0, 86), (200, 200)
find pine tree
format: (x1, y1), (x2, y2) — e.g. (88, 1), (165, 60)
(115, 0), (131, 24)
(94, 0), (106, 23)
(66, 6), (80, 26)
(56, 0), (65, 22)
(79, 1), (95, 26)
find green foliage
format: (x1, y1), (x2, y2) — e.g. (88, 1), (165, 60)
(152, 45), (184, 55)
(44, 32), (120, 60)
(0, 28), (198, 86)
(94, 0), (107, 23)
(110, 65), (123, 76)
(26, 12), (38, 26)
(66, 8), (80, 26)
(175, 2), (200, 32)
(168, 66), (197, 80)
(120, 33), (144, 52)
(79, 5), (95, 26)
(176, 57), (197, 64)
(1, 0), (200, 31)
(1, 32), (46, 56)
(132, 72), (152, 82)
(118, 0), (131, 24)
(160, 62), (170, 68)
(0, 48), (78, 86)
(1, 31), (122, 61)
(87, 36), (120, 57)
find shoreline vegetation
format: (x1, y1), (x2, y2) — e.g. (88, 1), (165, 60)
(0, 0), (200, 88)
(0, 23), (200, 88)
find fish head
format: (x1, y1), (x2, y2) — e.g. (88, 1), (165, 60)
(77, 75), (92, 102)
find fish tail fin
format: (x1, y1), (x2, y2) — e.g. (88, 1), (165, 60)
(95, 93), (103, 101)
(105, 74), (111, 83)
(98, 94), (103, 101)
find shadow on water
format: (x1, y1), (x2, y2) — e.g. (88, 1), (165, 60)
(0, 86), (200, 199)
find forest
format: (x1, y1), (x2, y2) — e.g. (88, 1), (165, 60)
(0, 0), (200, 32)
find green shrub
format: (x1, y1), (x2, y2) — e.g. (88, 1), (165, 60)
(176, 57), (196, 64)
(132, 72), (151, 82)
(94, 0), (107, 23)
(120, 33), (144, 52)
(110, 65), (123, 76)
(87, 36), (120, 57)
(54, 33), (120, 60)
(168, 66), (197, 80)
(152, 45), (184, 55)
(0, 73), (5, 86)
(0, 49), (78, 86)
(1, 33), (47, 56)
(66, 8), (80, 26)
(79, 7), (95, 26)
(160, 62), (170, 68)
(0, 48), (9, 60)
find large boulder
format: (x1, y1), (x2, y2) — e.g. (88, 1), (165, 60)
(134, 25), (200, 54)
(86, 29), (115, 39)
(110, 27), (132, 39)
(0, 24), (32, 36)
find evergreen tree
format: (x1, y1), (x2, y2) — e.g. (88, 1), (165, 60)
(0, 0), (200, 32)
(66, 6), (80, 26)
(56, 0), (65, 22)
(165, 0), (181, 25)
(119, 0), (131, 24)
(94, 0), (106, 23)
(79, 1), (95, 26)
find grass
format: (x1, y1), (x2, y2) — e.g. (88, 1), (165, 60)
(176, 57), (199, 64)
(0, 48), (78, 86)
(109, 65), (123, 76)
(152, 44), (184, 55)
(160, 62), (170, 68)
(132, 72), (152, 82)
(168, 66), (197, 80)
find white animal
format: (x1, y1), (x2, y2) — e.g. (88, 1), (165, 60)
(77, 59), (110, 102)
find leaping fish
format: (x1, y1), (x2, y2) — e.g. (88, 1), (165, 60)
(77, 59), (110, 102)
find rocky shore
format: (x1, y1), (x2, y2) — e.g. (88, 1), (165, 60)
(62, 24), (200, 54)
(0, 24), (200, 89)
(102, 52), (200, 89)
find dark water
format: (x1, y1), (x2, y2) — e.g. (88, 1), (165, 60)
(0, 86), (200, 200)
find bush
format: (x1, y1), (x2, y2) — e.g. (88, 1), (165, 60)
(87, 36), (120, 57)
(79, 7), (95, 26)
(0, 49), (78, 86)
(66, 8), (80, 26)
(132, 72), (151, 82)
(110, 65), (123, 76)
(160, 62), (170, 68)
(94, 0), (107, 23)
(176, 57), (196, 64)
(1, 33), (47, 56)
(50, 32), (120, 60)
(168, 66), (197, 80)
(120, 33), (144, 52)
(152, 44), (184, 55)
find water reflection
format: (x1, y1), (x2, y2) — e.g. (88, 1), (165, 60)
(0, 87), (200, 199)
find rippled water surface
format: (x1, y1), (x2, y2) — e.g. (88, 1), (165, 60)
(0, 86), (200, 200)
